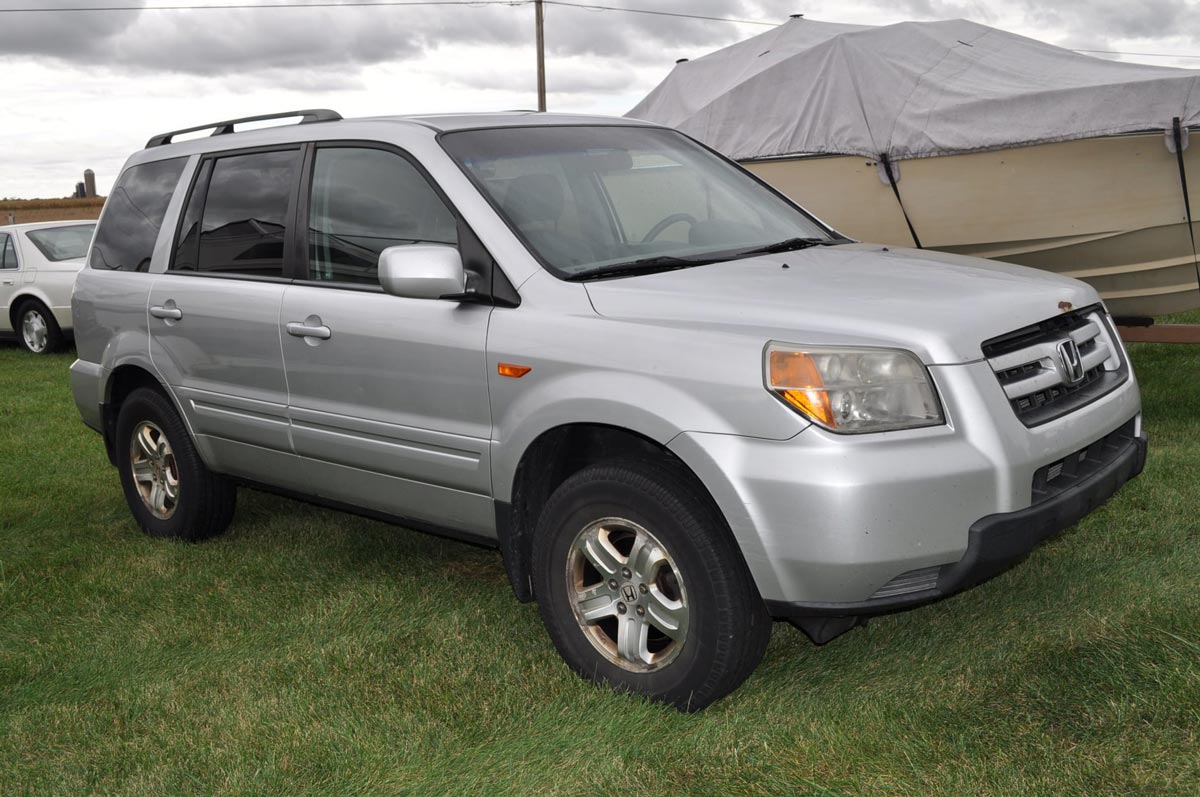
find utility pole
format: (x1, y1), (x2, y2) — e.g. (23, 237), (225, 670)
(535, 0), (546, 111)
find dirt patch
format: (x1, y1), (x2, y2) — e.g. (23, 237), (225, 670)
(1, 197), (106, 224)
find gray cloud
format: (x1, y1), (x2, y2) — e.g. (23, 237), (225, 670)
(0, 0), (148, 56)
(0, 1), (784, 76)
(893, 0), (996, 23)
(436, 60), (637, 95)
(542, 0), (778, 59)
(1015, 0), (1195, 41)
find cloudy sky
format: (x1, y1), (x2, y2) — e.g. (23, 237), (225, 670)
(3, 0), (1200, 198)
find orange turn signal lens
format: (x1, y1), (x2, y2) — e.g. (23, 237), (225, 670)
(498, 363), (532, 379)
(768, 350), (835, 428)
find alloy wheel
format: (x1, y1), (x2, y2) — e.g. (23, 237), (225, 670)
(129, 421), (180, 519)
(566, 517), (689, 672)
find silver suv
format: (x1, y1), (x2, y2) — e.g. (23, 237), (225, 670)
(71, 109), (1146, 711)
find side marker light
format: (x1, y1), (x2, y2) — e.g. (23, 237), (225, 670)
(498, 363), (532, 378)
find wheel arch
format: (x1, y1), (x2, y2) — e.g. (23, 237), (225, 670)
(7, 288), (56, 331)
(100, 364), (179, 467)
(498, 422), (745, 603)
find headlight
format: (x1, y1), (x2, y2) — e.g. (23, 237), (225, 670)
(765, 343), (944, 433)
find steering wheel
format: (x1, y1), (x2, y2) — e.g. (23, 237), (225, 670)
(641, 212), (698, 243)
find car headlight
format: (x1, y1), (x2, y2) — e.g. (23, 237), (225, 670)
(765, 343), (944, 434)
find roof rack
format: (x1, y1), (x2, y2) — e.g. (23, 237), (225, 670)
(145, 109), (343, 148)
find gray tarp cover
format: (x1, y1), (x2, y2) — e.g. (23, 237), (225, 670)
(626, 17), (1200, 161)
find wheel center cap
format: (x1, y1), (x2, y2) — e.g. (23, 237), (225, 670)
(621, 583), (638, 603)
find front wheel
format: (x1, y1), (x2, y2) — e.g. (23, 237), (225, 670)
(533, 459), (771, 711)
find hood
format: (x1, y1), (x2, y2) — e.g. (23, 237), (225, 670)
(583, 244), (1100, 364)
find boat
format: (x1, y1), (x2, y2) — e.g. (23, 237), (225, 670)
(628, 17), (1200, 318)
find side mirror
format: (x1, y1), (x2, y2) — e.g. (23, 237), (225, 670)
(378, 244), (466, 300)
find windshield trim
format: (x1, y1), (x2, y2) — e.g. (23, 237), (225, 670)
(436, 124), (843, 282)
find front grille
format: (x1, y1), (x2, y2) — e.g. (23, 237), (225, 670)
(1031, 417), (1139, 502)
(982, 305), (1128, 427)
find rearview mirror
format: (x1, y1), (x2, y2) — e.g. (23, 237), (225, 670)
(378, 244), (466, 300)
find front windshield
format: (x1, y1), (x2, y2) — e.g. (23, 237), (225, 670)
(440, 126), (835, 279)
(26, 224), (96, 262)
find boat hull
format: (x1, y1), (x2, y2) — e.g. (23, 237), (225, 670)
(744, 132), (1200, 318)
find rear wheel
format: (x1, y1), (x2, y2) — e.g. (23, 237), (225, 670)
(16, 299), (63, 354)
(115, 387), (236, 541)
(533, 459), (771, 711)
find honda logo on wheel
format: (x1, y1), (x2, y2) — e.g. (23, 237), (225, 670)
(1056, 339), (1085, 384)
(622, 584), (638, 603)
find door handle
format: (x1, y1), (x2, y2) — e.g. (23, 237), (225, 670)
(150, 305), (183, 321)
(2, 279), (13, 285)
(286, 321), (332, 340)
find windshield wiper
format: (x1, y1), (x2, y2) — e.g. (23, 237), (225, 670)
(735, 236), (844, 256)
(564, 255), (717, 282)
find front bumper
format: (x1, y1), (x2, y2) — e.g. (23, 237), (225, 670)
(765, 420), (1147, 618)
(669, 359), (1143, 607)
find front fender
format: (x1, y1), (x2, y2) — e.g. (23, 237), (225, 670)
(489, 367), (804, 502)
(485, 277), (808, 502)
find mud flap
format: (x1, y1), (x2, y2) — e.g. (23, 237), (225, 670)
(788, 615), (866, 645)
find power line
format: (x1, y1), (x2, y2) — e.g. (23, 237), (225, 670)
(4, 1), (1200, 57)
(0, 1), (525, 11)
(0, 0), (775, 24)
(543, 1), (773, 26)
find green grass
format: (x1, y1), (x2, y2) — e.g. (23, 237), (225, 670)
(1, 329), (1198, 796)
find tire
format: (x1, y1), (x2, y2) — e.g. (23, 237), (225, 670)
(115, 387), (236, 542)
(15, 299), (63, 354)
(533, 458), (771, 712)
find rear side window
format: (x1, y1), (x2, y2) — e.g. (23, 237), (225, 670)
(26, 224), (96, 262)
(173, 149), (300, 278)
(89, 158), (186, 271)
(0, 234), (15, 269)
(308, 147), (457, 284)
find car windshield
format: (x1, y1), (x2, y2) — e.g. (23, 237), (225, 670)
(26, 224), (96, 262)
(440, 126), (836, 280)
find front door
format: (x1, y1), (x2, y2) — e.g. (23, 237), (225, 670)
(281, 145), (495, 535)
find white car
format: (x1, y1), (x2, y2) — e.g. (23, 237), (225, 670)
(1, 220), (96, 354)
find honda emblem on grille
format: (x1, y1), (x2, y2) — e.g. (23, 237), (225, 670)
(1056, 339), (1085, 384)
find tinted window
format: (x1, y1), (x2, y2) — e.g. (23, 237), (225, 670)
(26, 224), (96, 262)
(308, 147), (456, 284)
(89, 158), (186, 271)
(172, 160), (213, 272)
(188, 149), (299, 278)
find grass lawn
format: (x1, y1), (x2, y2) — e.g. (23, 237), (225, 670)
(1, 329), (1198, 796)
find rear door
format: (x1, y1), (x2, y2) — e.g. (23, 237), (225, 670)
(148, 147), (303, 475)
(280, 144), (495, 535)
